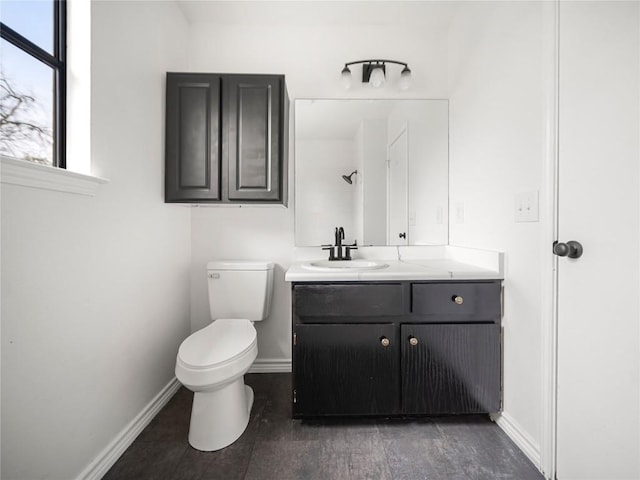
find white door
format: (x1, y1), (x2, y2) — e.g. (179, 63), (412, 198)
(387, 129), (408, 245)
(556, 2), (639, 478)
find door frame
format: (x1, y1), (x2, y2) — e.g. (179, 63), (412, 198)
(540, 1), (560, 478)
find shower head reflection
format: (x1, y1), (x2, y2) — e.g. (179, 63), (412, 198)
(342, 170), (358, 184)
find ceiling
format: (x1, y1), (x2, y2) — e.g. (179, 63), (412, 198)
(176, 1), (460, 29)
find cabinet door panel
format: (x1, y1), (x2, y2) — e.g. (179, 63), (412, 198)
(294, 324), (399, 416)
(165, 74), (221, 202)
(225, 76), (283, 201)
(402, 324), (501, 414)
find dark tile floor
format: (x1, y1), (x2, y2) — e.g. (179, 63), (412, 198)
(103, 373), (544, 480)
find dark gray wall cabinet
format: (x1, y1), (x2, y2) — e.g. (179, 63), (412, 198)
(292, 281), (502, 417)
(165, 73), (288, 204)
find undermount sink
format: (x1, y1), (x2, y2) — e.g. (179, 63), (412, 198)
(303, 259), (389, 271)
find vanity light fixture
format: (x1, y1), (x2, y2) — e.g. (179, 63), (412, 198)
(341, 59), (412, 90)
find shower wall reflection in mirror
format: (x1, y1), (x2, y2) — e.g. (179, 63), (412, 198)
(295, 99), (449, 246)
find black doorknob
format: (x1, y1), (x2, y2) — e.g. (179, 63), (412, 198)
(553, 240), (583, 259)
(399, 232), (406, 239)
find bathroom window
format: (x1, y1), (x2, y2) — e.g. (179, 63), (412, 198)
(0, 0), (66, 168)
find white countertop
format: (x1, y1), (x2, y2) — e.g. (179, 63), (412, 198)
(285, 246), (504, 282)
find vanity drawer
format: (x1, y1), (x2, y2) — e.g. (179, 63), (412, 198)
(294, 284), (404, 317)
(411, 282), (501, 321)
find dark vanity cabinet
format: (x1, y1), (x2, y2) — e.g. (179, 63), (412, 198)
(292, 281), (502, 417)
(295, 323), (400, 415)
(401, 323), (501, 414)
(165, 73), (288, 204)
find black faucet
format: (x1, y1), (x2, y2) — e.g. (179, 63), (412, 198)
(335, 227), (345, 259)
(323, 226), (358, 261)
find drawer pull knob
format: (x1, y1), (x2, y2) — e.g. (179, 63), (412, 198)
(380, 337), (390, 347)
(453, 295), (464, 305)
(409, 336), (419, 346)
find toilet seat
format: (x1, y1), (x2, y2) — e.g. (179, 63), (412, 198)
(178, 319), (256, 369)
(175, 319), (258, 391)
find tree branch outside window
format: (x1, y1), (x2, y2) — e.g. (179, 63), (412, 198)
(0, 75), (53, 165)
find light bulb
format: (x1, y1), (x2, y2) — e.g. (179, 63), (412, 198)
(369, 66), (385, 88)
(399, 66), (412, 90)
(341, 66), (352, 89)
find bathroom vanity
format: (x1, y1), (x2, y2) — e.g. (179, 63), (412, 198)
(286, 249), (504, 418)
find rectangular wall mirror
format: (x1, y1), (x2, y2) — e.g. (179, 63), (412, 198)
(294, 99), (449, 246)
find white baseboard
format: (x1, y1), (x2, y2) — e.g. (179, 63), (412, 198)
(248, 358), (292, 373)
(492, 411), (542, 470)
(75, 377), (182, 480)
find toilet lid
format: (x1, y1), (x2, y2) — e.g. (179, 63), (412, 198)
(207, 260), (274, 271)
(178, 319), (256, 369)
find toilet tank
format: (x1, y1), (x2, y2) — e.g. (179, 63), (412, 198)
(207, 261), (275, 321)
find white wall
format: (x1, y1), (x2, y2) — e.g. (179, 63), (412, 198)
(294, 138), (357, 246)
(361, 119), (387, 245)
(447, 1), (546, 464)
(354, 122), (365, 244)
(0, 2), (191, 479)
(186, 11), (450, 362)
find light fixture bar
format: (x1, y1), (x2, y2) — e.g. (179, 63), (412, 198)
(340, 59), (412, 90)
(343, 59), (409, 69)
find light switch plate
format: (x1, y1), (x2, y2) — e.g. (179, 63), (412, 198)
(515, 190), (539, 222)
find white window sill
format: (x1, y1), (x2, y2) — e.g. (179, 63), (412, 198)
(0, 156), (109, 196)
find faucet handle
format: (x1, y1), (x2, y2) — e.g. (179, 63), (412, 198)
(322, 245), (336, 260)
(344, 244), (358, 260)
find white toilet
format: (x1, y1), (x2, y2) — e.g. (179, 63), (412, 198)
(175, 260), (274, 451)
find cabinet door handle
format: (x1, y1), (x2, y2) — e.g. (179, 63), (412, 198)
(409, 336), (419, 346)
(380, 336), (390, 347)
(452, 295), (464, 305)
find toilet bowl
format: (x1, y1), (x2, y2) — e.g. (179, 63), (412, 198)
(175, 261), (274, 451)
(176, 319), (257, 451)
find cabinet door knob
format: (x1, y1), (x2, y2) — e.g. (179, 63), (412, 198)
(452, 295), (464, 305)
(380, 337), (390, 347)
(409, 336), (419, 346)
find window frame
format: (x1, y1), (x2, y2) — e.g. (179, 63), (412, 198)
(1, 0), (67, 168)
